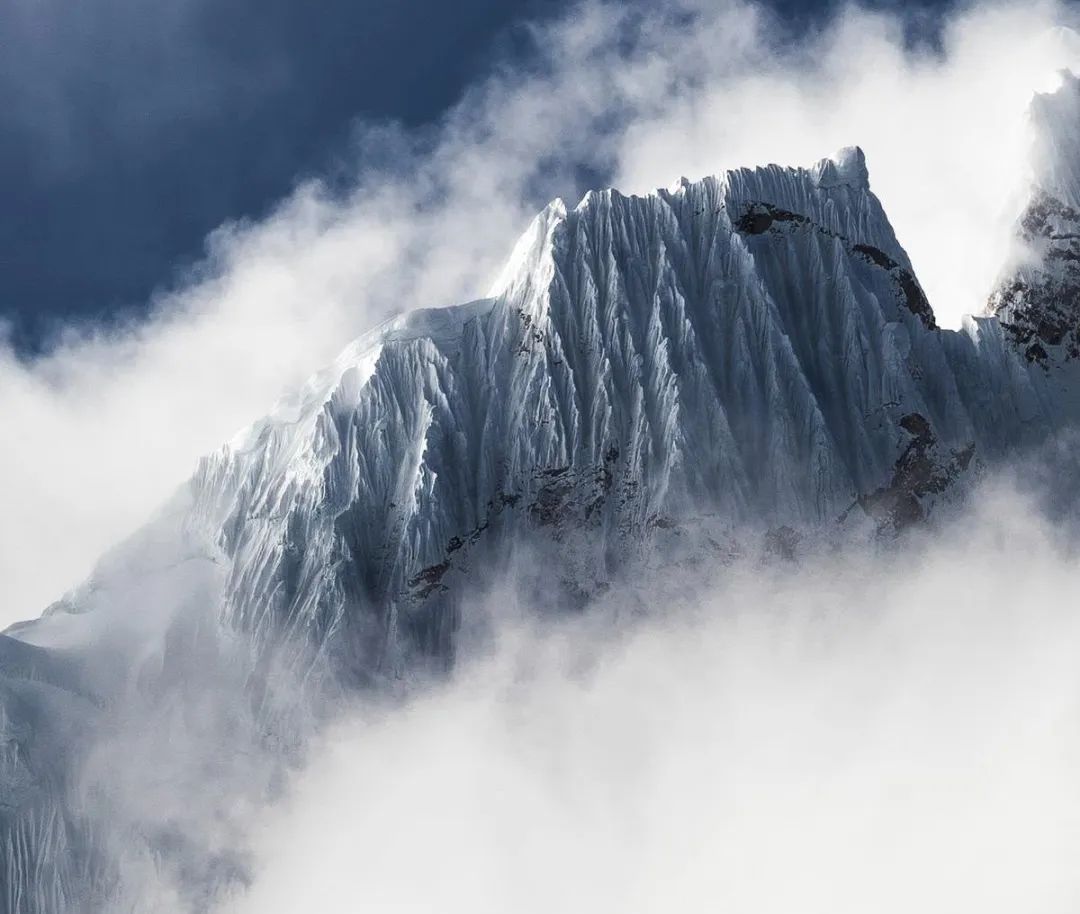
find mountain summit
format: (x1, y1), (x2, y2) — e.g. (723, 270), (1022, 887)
(168, 142), (1071, 676)
(990, 71), (1080, 369)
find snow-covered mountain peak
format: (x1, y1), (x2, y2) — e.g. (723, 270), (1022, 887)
(225, 145), (908, 530)
(1029, 69), (1080, 208)
(487, 196), (567, 298)
(988, 73), (1080, 367)
(184, 141), (1015, 674)
(491, 145), (887, 302)
(811, 145), (870, 190)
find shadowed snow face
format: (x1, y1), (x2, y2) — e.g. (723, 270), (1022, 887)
(215, 472), (1080, 914)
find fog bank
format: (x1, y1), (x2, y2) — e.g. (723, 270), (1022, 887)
(225, 478), (1080, 913)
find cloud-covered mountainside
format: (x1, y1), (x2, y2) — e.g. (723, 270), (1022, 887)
(5, 76), (1080, 913)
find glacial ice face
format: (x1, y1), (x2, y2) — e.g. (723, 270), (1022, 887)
(33, 141), (1057, 691)
(177, 144), (1066, 679)
(4, 121), (1080, 909)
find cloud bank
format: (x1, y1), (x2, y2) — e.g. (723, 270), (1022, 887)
(3, 0), (1079, 626)
(222, 476), (1080, 914)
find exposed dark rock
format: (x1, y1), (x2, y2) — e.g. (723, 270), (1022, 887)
(853, 244), (937, 329)
(738, 207), (938, 329)
(647, 513), (677, 531)
(490, 491), (520, 509)
(851, 243), (899, 271)
(734, 203), (810, 235)
(990, 191), (1080, 365)
(538, 465), (571, 478)
(896, 271), (937, 329)
(407, 561), (451, 599)
(899, 412), (931, 438)
(858, 413), (975, 532)
(529, 482), (574, 527)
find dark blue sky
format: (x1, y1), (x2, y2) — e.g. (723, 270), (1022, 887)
(2, 0), (951, 349)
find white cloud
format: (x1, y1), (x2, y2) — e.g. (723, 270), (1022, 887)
(610, 0), (1080, 329)
(2, 0), (1078, 629)
(222, 479), (1080, 914)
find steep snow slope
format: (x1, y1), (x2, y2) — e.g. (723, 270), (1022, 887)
(4, 87), (1080, 910)
(177, 144), (1056, 678)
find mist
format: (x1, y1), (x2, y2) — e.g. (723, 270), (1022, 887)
(20, 441), (1078, 911)
(217, 474), (1080, 913)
